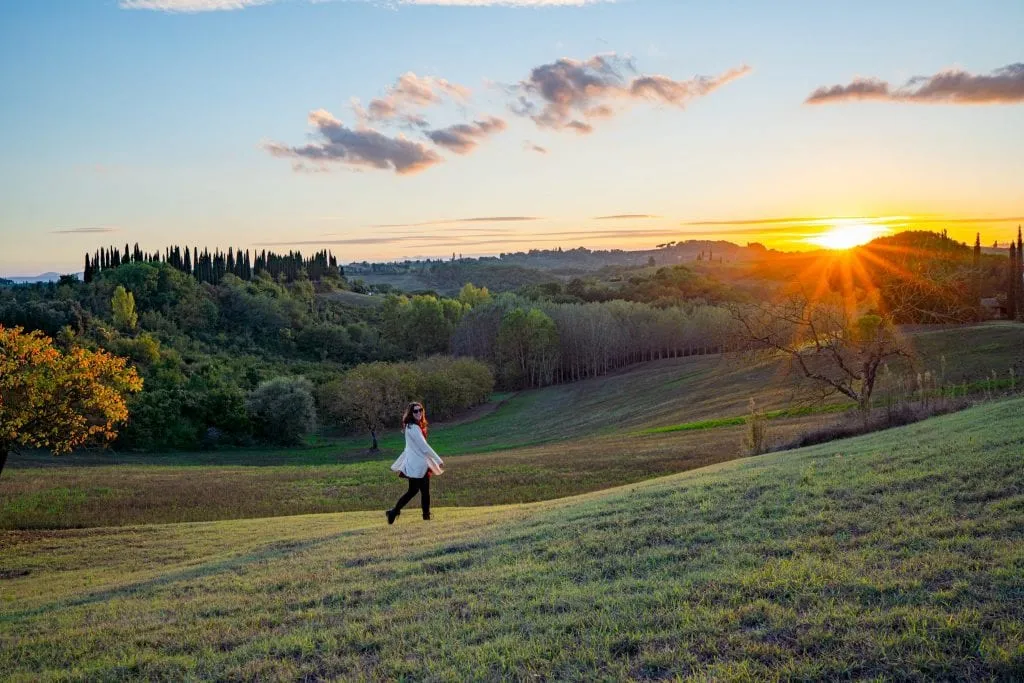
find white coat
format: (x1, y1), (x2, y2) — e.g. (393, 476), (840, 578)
(390, 424), (444, 479)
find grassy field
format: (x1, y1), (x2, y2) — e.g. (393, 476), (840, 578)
(2, 323), (1022, 529)
(318, 290), (382, 308)
(2, 397), (1022, 680)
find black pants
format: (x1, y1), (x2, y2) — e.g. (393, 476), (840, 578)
(393, 476), (430, 517)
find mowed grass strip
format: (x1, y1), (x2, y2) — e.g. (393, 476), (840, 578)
(1, 397), (1022, 681)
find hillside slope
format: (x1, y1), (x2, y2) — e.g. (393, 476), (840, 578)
(3, 397), (1022, 680)
(3, 322), (1021, 529)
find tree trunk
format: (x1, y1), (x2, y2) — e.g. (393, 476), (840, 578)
(370, 429), (379, 452)
(0, 444), (8, 480)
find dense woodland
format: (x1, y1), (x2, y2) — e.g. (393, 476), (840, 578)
(1, 230), (1020, 452)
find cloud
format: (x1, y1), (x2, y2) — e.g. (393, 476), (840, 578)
(50, 227), (120, 234)
(121, 0), (610, 12)
(265, 109), (442, 175)
(594, 214), (658, 220)
(371, 216), (541, 228)
(427, 117), (507, 154)
(684, 216), (832, 227)
(630, 65), (751, 103)
(804, 78), (891, 104)
(806, 63), (1024, 105)
(684, 215), (1024, 227)
(119, 0), (271, 11)
(509, 54), (751, 133)
(359, 72), (471, 125)
(451, 216), (539, 222)
(523, 140), (548, 154)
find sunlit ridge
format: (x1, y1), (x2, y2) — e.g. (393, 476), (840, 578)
(807, 221), (891, 250)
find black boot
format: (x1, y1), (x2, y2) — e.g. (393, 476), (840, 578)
(422, 512), (431, 521)
(386, 508), (399, 525)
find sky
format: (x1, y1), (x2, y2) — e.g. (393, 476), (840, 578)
(1, 0), (1022, 276)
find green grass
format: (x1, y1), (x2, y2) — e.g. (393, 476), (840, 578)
(1, 420), (816, 529)
(2, 322), (1022, 530)
(2, 397), (1022, 680)
(638, 402), (855, 435)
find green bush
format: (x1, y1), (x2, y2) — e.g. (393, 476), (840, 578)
(246, 376), (317, 446)
(318, 357), (494, 433)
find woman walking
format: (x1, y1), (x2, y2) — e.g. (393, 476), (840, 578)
(387, 402), (444, 524)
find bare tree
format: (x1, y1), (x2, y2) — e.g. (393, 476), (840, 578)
(729, 293), (911, 413)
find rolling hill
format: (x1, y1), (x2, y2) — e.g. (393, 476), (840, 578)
(2, 322), (1022, 529)
(2, 396), (1021, 679)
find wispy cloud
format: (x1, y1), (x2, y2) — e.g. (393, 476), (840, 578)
(427, 117), (507, 154)
(594, 214), (658, 220)
(919, 215), (1024, 224)
(684, 216), (838, 227)
(523, 140), (548, 154)
(50, 227), (120, 234)
(122, 0), (611, 12)
(371, 216), (541, 228)
(356, 72), (471, 126)
(684, 215), (1024, 227)
(257, 230), (680, 250)
(264, 109), (442, 175)
(119, 0), (272, 11)
(509, 54), (751, 133)
(806, 63), (1024, 105)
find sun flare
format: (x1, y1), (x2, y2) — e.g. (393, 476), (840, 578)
(807, 222), (890, 250)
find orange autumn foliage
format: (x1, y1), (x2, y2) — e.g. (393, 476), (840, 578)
(0, 326), (143, 461)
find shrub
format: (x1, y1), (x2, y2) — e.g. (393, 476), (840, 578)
(742, 399), (768, 455)
(413, 356), (495, 420)
(317, 357), (495, 436)
(246, 376), (317, 446)
(780, 397), (972, 451)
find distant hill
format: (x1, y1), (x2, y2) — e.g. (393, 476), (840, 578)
(2, 271), (81, 284)
(347, 240), (770, 295)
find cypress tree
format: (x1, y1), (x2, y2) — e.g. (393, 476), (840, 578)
(1009, 243), (1018, 320)
(84, 253), (93, 283)
(972, 233), (982, 312)
(1018, 227), (1023, 321)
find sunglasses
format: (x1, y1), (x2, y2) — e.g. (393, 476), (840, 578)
(412, 407), (423, 413)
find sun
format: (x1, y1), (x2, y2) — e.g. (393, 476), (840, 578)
(807, 222), (890, 250)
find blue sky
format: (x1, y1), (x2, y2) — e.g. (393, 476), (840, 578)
(1, 0), (1022, 275)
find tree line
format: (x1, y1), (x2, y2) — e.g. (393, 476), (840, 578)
(84, 243), (342, 285)
(5, 229), (1021, 455)
(451, 295), (735, 389)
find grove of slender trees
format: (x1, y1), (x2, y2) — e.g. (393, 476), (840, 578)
(84, 244), (342, 285)
(451, 295), (736, 389)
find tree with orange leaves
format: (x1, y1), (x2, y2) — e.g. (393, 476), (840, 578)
(0, 326), (143, 478)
